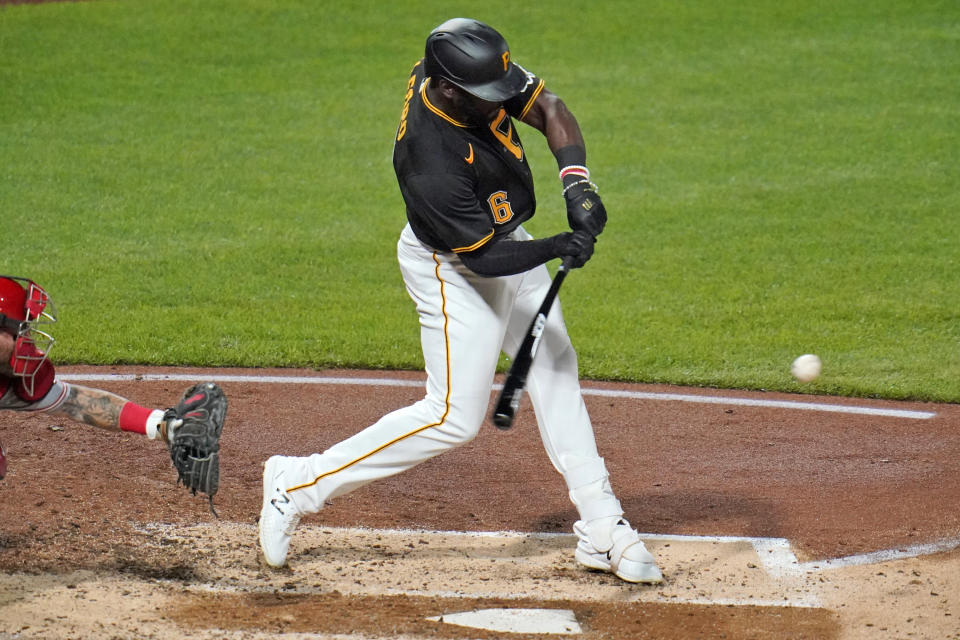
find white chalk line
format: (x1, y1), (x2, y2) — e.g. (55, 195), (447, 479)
(326, 526), (960, 577)
(581, 388), (935, 419)
(141, 522), (821, 609)
(59, 372), (936, 419)
(793, 535), (960, 572)
(250, 522), (960, 575)
(151, 523), (960, 609)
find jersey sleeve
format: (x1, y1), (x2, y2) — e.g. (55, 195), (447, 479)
(401, 172), (495, 253)
(503, 64), (545, 121)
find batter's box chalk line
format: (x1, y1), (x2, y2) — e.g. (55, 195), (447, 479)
(135, 522), (959, 613)
(60, 372), (936, 420)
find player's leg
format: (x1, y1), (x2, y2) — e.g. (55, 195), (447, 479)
(502, 251), (663, 584)
(497, 232), (601, 475)
(277, 229), (513, 508)
(260, 225), (516, 566)
(503, 263), (600, 468)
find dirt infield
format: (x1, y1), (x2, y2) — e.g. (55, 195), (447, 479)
(1, 366), (959, 639)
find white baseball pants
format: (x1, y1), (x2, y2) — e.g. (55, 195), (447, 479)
(284, 224), (624, 523)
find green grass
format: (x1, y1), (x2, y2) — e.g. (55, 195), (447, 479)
(2, 0), (958, 402)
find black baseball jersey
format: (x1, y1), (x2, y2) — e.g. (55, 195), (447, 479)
(393, 59), (546, 253)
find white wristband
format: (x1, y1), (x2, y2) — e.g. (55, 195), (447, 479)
(145, 409), (165, 440)
(559, 165), (590, 181)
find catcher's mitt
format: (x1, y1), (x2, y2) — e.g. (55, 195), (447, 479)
(163, 382), (227, 516)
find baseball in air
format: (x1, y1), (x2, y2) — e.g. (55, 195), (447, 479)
(791, 354), (822, 382)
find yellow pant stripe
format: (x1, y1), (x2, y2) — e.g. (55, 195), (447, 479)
(287, 253), (452, 494)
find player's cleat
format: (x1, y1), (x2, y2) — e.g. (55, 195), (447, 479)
(259, 455), (302, 568)
(0, 438), (7, 480)
(573, 517), (664, 584)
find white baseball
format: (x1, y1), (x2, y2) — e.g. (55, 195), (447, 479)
(791, 354), (822, 382)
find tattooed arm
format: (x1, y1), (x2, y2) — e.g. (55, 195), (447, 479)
(49, 385), (129, 431)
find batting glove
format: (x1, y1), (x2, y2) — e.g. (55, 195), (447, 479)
(551, 229), (596, 269)
(561, 166), (607, 237)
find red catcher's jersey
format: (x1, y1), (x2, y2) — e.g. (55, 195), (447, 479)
(392, 59), (546, 253)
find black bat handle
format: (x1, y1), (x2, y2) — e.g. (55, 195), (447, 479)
(492, 256), (575, 430)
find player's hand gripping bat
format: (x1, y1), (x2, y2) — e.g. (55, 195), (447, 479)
(492, 256), (575, 430)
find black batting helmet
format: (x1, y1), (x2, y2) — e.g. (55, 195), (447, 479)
(424, 18), (528, 102)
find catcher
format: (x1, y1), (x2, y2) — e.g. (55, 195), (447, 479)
(0, 275), (226, 514)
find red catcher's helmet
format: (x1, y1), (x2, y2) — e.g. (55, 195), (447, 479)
(0, 276), (55, 327)
(424, 18), (529, 102)
(0, 276), (57, 397)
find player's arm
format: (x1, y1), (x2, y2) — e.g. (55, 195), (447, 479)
(405, 173), (594, 277)
(459, 230), (594, 277)
(517, 87), (584, 154)
(49, 385), (128, 430)
(519, 89), (607, 238)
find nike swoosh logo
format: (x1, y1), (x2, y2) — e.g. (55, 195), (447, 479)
(464, 143), (474, 164)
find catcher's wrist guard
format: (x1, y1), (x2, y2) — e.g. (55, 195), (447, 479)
(164, 382), (227, 516)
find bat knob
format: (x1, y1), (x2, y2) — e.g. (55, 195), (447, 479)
(492, 413), (514, 430)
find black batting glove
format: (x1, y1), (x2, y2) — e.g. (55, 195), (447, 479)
(551, 229), (596, 269)
(563, 180), (607, 237)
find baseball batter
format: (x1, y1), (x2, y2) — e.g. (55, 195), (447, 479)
(260, 18), (663, 584)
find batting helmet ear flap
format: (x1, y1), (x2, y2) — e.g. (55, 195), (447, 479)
(424, 18), (529, 102)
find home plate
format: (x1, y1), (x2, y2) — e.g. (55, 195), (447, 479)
(426, 608), (582, 634)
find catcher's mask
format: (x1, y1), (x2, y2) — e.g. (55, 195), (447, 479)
(0, 276), (57, 397)
(424, 18), (528, 102)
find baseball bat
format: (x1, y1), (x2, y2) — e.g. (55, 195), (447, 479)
(492, 256), (575, 430)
